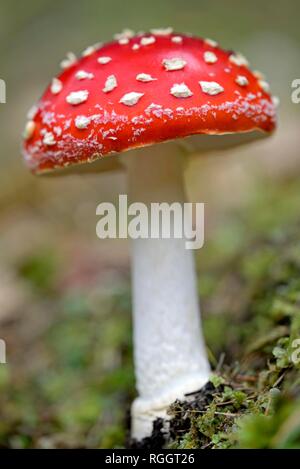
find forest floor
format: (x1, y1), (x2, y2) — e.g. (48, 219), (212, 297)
(0, 173), (300, 448)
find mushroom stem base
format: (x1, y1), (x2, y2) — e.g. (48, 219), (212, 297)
(127, 143), (210, 442)
(131, 372), (209, 440)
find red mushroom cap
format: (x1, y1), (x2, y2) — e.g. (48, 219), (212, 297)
(22, 30), (277, 174)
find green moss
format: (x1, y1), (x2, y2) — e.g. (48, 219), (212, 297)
(18, 247), (58, 293)
(236, 397), (300, 449)
(165, 179), (300, 450)
(1, 178), (300, 448)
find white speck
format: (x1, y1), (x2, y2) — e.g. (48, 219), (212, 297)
(272, 96), (280, 108)
(132, 44), (140, 50)
(23, 121), (35, 140)
(162, 57), (186, 71)
(146, 103), (162, 111)
(224, 68), (231, 73)
(132, 116), (144, 124)
(75, 70), (94, 80)
(171, 36), (183, 44)
(170, 83), (193, 98)
(204, 38), (218, 47)
(43, 132), (56, 146)
(199, 81), (224, 95)
(53, 126), (62, 136)
(114, 29), (135, 40)
(253, 70), (265, 80)
(229, 53), (249, 67)
(50, 78), (63, 95)
(97, 56), (112, 64)
(235, 75), (249, 86)
(82, 46), (94, 57)
(60, 52), (76, 69)
(118, 38), (129, 45)
(133, 128), (146, 137)
(62, 119), (71, 130)
(259, 80), (270, 93)
(136, 73), (157, 82)
(119, 92), (144, 106)
(203, 51), (218, 64)
(75, 115), (91, 129)
(150, 27), (173, 35)
(27, 105), (38, 120)
(66, 90), (89, 105)
(42, 112), (55, 126)
(103, 75), (118, 93)
(82, 42), (102, 57)
(140, 36), (156, 46)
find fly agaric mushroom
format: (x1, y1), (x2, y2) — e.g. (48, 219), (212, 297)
(22, 29), (277, 440)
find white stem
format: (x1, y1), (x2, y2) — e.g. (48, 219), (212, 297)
(127, 144), (210, 440)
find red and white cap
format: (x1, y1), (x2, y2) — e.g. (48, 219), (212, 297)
(22, 29), (277, 173)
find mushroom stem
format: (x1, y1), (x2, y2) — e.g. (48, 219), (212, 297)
(127, 144), (210, 440)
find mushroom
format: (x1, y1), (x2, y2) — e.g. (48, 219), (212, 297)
(22, 30), (277, 440)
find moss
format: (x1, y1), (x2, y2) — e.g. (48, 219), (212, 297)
(1, 178), (300, 448)
(18, 247), (59, 293)
(236, 396), (300, 449)
(139, 179), (300, 450)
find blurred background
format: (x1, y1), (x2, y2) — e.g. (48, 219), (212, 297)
(0, 0), (300, 449)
